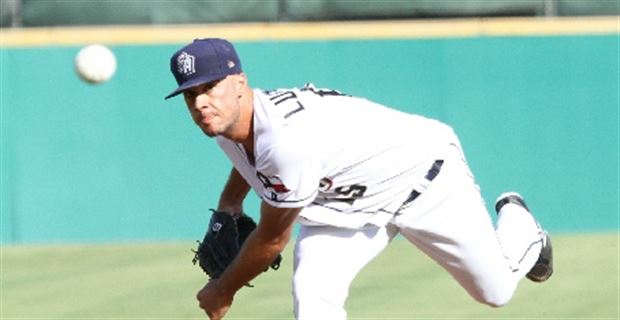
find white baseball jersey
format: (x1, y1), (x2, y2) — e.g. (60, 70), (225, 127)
(217, 84), (545, 319)
(217, 84), (458, 229)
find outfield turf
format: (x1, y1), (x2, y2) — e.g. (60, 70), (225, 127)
(2, 233), (618, 319)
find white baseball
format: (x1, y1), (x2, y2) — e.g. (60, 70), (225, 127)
(74, 44), (117, 84)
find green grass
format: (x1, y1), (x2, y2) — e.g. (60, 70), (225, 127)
(1, 233), (618, 319)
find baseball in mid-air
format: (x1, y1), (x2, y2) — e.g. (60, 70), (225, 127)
(74, 44), (117, 84)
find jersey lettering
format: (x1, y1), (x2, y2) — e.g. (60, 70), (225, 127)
(266, 89), (307, 119)
(269, 90), (297, 105)
(265, 85), (346, 120)
(329, 184), (368, 205)
(284, 101), (305, 119)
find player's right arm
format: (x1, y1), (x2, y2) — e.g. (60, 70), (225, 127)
(217, 168), (251, 214)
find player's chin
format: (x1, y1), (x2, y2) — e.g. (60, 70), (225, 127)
(194, 119), (213, 135)
(200, 126), (217, 137)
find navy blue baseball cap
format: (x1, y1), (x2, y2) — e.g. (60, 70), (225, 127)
(165, 38), (242, 99)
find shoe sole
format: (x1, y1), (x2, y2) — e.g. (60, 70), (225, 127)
(526, 230), (553, 282)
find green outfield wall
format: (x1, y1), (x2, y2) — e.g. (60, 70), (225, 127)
(2, 0), (618, 27)
(1, 21), (618, 243)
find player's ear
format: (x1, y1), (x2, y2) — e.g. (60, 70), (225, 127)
(235, 73), (248, 93)
(236, 72), (248, 90)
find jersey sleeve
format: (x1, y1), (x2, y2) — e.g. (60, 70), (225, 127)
(254, 133), (322, 208)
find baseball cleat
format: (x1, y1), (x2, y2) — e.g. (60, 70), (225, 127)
(526, 230), (553, 282)
(495, 192), (554, 282)
(495, 192), (529, 213)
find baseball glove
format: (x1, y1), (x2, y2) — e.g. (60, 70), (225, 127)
(192, 209), (282, 281)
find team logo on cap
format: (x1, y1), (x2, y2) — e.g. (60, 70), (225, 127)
(177, 51), (196, 76)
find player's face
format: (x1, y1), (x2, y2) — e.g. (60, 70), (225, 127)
(183, 75), (242, 137)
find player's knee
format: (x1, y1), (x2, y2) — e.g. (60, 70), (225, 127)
(462, 274), (517, 308)
(474, 290), (513, 308)
(482, 296), (511, 308)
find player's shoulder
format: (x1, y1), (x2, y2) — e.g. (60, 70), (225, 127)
(259, 83), (349, 101)
(299, 83), (348, 97)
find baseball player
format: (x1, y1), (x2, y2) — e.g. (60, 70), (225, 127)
(165, 38), (553, 320)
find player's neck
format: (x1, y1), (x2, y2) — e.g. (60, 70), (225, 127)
(240, 96), (255, 164)
(225, 88), (255, 160)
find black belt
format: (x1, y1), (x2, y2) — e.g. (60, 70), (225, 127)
(402, 159), (444, 206)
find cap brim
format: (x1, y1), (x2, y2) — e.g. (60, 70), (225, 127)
(164, 74), (225, 100)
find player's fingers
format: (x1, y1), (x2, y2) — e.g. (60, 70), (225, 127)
(208, 306), (229, 320)
(206, 310), (218, 320)
(196, 283), (204, 298)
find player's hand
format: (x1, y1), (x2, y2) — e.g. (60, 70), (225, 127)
(197, 279), (233, 320)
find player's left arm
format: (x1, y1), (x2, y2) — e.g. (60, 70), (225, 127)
(196, 201), (301, 319)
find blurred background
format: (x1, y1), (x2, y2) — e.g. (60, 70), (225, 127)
(1, 0), (618, 244)
(1, 0), (619, 26)
(1, 1), (618, 319)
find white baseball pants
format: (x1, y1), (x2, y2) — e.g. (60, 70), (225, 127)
(292, 144), (543, 320)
